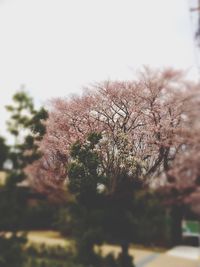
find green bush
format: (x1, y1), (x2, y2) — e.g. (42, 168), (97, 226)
(0, 233), (27, 267)
(25, 243), (83, 267)
(132, 191), (170, 247)
(26, 243), (73, 260)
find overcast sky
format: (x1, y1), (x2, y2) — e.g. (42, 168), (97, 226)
(0, 0), (199, 136)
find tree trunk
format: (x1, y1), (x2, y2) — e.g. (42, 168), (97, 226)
(118, 241), (134, 267)
(121, 241), (129, 256)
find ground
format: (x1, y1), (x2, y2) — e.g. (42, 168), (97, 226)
(27, 231), (200, 267)
(27, 230), (70, 247)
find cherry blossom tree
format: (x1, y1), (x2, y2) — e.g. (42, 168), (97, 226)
(26, 68), (200, 258)
(29, 68), (190, 193)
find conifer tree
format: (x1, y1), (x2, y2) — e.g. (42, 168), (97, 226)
(5, 90), (48, 186)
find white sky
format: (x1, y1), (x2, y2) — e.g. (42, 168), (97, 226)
(0, 0), (199, 137)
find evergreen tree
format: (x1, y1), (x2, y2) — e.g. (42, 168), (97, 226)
(5, 90), (48, 186)
(68, 133), (106, 266)
(68, 133), (135, 267)
(0, 136), (8, 170)
(0, 90), (48, 267)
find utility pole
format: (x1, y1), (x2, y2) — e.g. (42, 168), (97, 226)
(189, 0), (200, 78)
(190, 0), (200, 47)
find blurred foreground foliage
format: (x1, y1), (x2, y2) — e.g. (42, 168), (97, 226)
(0, 233), (27, 267)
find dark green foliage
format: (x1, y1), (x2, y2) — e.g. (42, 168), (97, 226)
(100, 172), (140, 267)
(0, 188), (27, 231)
(169, 205), (183, 246)
(67, 133), (136, 267)
(24, 258), (84, 267)
(117, 253), (133, 267)
(5, 90), (48, 186)
(1, 89), (48, 198)
(68, 132), (104, 200)
(0, 90), (49, 231)
(23, 202), (59, 230)
(25, 244), (83, 267)
(68, 133), (107, 266)
(26, 244), (73, 261)
(54, 206), (75, 236)
(0, 192), (59, 231)
(0, 234), (27, 267)
(0, 90), (49, 266)
(103, 254), (118, 267)
(6, 91), (34, 137)
(103, 253), (134, 267)
(0, 137), (8, 170)
(131, 191), (170, 247)
(29, 107), (48, 140)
